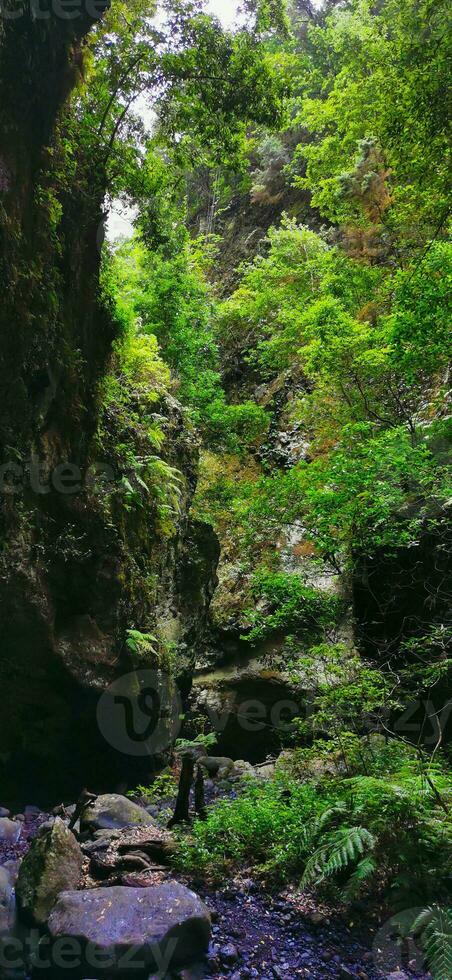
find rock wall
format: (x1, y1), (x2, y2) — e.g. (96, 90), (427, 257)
(0, 7), (220, 805)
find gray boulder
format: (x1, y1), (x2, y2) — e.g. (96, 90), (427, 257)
(16, 817), (83, 924)
(81, 794), (156, 833)
(0, 817), (21, 843)
(48, 882), (211, 974)
(198, 757), (234, 777)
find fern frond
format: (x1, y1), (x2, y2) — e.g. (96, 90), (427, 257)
(412, 906), (452, 980)
(314, 801), (348, 834)
(302, 825), (375, 889)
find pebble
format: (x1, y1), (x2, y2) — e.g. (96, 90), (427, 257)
(322, 950), (334, 962)
(309, 911), (327, 925)
(238, 878), (256, 892)
(220, 943), (239, 965)
(206, 953), (220, 971)
(93, 829), (121, 840)
(0, 808), (10, 818)
(221, 887), (236, 900)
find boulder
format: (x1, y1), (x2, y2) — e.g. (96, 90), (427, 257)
(81, 794), (157, 833)
(0, 859), (20, 934)
(0, 817), (21, 843)
(48, 882), (211, 975)
(16, 817), (83, 924)
(198, 757), (234, 777)
(254, 761), (277, 780)
(233, 760), (256, 778)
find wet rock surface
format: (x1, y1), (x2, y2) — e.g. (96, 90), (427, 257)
(48, 882), (212, 975)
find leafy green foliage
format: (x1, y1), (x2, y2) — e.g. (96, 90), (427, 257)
(176, 732), (218, 751)
(105, 223), (268, 453)
(292, 0), (451, 240)
(125, 628), (159, 659)
(66, 0), (452, 922)
(290, 426), (449, 563)
(95, 328), (184, 535)
(128, 769), (178, 803)
(176, 739), (452, 902)
(290, 643), (391, 744)
(244, 569), (341, 643)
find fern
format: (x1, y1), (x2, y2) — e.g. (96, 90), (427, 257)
(412, 907), (452, 980)
(313, 801), (348, 834)
(302, 825), (375, 889)
(342, 855), (377, 900)
(126, 628), (159, 658)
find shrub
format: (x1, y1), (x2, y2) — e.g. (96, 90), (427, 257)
(243, 569), (342, 643)
(176, 738), (451, 904)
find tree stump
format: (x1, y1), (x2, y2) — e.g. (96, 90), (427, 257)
(168, 756), (195, 827)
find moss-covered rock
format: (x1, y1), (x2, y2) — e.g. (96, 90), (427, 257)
(80, 795), (156, 834)
(16, 818), (83, 925)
